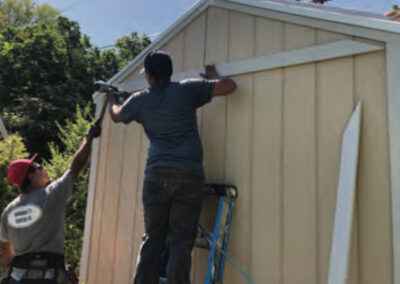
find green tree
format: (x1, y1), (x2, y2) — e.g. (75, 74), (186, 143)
(0, 0), (59, 30)
(115, 32), (151, 68)
(0, 15), (150, 158)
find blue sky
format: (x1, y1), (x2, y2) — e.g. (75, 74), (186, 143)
(35, 0), (400, 48)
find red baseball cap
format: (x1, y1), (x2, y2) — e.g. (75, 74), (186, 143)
(7, 154), (37, 188)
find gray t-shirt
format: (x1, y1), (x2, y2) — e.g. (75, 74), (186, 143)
(0, 170), (74, 256)
(119, 79), (215, 178)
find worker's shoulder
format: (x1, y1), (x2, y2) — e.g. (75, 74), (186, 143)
(1, 196), (22, 216)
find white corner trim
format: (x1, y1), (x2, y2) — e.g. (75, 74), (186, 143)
(79, 94), (105, 281)
(328, 102), (362, 284)
(386, 40), (400, 284)
(0, 117), (8, 139)
(109, 0), (210, 84)
(223, 0), (400, 35)
(122, 40), (383, 92)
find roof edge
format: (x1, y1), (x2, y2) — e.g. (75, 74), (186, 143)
(225, 0), (400, 35)
(109, 0), (211, 84)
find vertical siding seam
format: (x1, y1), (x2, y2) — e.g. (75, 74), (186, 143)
(352, 53), (361, 283)
(223, 8), (229, 183)
(93, 118), (113, 284)
(248, 15), (256, 275)
(224, 10), (231, 184)
(110, 126), (128, 284)
(281, 22), (287, 284)
(182, 24), (187, 71)
(313, 29), (320, 284)
(248, 73), (255, 279)
(315, 62), (320, 284)
(227, 11), (231, 62)
(383, 48), (394, 284)
(129, 129), (144, 279)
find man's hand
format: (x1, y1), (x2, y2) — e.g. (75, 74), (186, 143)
(200, 64), (237, 97)
(200, 65), (220, 80)
(86, 122), (102, 141)
(0, 242), (13, 269)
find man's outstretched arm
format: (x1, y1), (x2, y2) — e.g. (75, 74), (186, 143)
(0, 241), (13, 270)
(69, 123), (101, 178)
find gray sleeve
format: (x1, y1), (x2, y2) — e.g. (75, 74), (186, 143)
(46, 170), (74, 205)
(119, 92), (145, 124)
(0, 211), (9, 242)
(181, 79), (215, 108)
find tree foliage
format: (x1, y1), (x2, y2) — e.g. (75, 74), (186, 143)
(0, 0), (59, 30)
(0, 1), (150, 158)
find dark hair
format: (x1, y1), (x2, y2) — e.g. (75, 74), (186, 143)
(20, 165), (36, 194)
(144, 50), (173, 87)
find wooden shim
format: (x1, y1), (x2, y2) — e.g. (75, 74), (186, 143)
(328, 102), (362, 284)
(387, 40), (400, 284)
(123, 40), (382, 92)
(0, 117), (8, 139)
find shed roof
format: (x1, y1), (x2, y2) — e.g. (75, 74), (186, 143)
(110, 0), (400, 84)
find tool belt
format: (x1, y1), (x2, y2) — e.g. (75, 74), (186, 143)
(1, 252), (67, 284)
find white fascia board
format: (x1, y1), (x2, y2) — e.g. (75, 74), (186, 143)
(212, 0), (399, 43)
(108, 0), (210, 85)
(122, 40), (383, 92)
(386, 39), (400, 284)
(224, 0), (400, 36)
(328, 102), (362, 284)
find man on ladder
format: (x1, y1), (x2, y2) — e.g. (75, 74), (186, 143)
(0, 123), (101, 283)
(107, 50), (237, 284)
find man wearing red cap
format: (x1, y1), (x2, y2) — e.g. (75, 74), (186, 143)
(0, 123), (100, 283)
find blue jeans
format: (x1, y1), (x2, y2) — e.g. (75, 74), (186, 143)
(133, 168), (204, 284)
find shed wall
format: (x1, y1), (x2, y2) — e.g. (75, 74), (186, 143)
(82, 7), (392, 284)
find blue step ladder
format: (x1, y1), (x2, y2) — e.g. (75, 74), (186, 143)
(196, 184), (238, 284)
(159, 184), (238, 284)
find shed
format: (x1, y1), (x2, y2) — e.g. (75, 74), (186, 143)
(79, 1), (400, 283)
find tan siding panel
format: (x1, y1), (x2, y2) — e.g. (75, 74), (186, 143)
(284, 24), (316, 50)
(192, 6), (229, 282)
(87, 114), (112, 284)
(125, 65), (144, 83)
(112, 124), (142, 284)
(316, 57), (354, 284)
(224, 74), (253, 284)
(255, 18), (284, 56)
(95, 121), (126, 284)
(205, 7), (229, 65)
(316, 30), (351, 44)
(355, 51), (392, 284)
(252, 69), (283, 283)
(162, 33), (185, 73)
(283, 63), (317, 284)
(228, 11), (255, 61)
(131, 132), (148, 277)
(183, 14), (206, 71)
